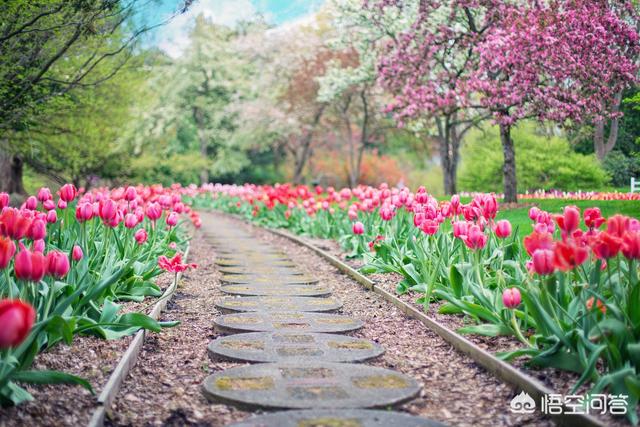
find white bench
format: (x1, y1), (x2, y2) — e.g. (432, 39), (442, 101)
(632, 177), (639, 193)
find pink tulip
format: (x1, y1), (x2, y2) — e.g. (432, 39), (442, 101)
(166, 212), (179, 228)
(72, 245), (84, 261)
(532, 249), (554, 275)
(146, 202), (162, 221)
(352, 221), (364, 235)
(0, 193), (9, 209)
(463, 225), (487, 250)
(134, 229), (148, 245)
(37, 187), (52, 202)
(14, 244), (46, 282)
(495, 220), (512, 239)
(502, 288), (521, 309)
(57, 199), (67, 210)
(32, 239), (45, 253)
(75, 202), (94, 222)
(45, 250), (70, 279)
(0, 236), (16, 270)
(0, 299), (35, 349)
(27, 219), (46, 241)
(124, 186), (137, 202)
(124, 214), (138, 229)
(58, 184), (77, 203)
(98, 199), (117, 222)
(43, 200), (56, 211)
(46, 210), (57, 224)
(25, 196), (38, 211)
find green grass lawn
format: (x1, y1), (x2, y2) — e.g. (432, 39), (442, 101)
(497, 199), (640, 238)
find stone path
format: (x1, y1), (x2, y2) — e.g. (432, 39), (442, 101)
(201, 217), (447, 427)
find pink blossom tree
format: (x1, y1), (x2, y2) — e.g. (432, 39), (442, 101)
(471, 0), (639, 202)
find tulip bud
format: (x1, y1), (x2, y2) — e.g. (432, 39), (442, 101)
(0, 299), (36, 349)
(502, 288), (521, 309)
(124, 213), (138, 229)
(99, 199), (117, 222)
(0, 236), (16, 270)
(135, 229), (148, 245)
(57, 199), (67, 210)
(46, 210), (57, 224)
(14, 244), (46, 282)
(43, 200), (56, 211)
(59, 184), (77, 203)
(37, 187), (52, 202)
(46, 250), (70, 278)
(166, 212), (178, 228)
(532, 249), (554, 275)
(0, 193), (9, 209)
(72, 245), (84, 261)
(25, 196), (38, 211)
(146, 202), (162, 221)
(495, 220), (512, 239)
(75, 202), (94, 222)
(352, 221), (364, 235)
(124, 186), (137, 202)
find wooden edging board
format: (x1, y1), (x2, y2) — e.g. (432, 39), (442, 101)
(86, 244), (192, 427)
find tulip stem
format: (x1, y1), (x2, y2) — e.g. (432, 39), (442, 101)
(511, 311), (532, 347)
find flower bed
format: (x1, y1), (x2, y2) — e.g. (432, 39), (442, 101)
(0, 184), (198, 406)
(193, 182), (640, 424)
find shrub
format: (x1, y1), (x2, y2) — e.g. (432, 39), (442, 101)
(602, 150), (640, 187)
(459, 122), (609, 193)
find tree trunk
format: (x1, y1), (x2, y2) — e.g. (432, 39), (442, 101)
(0, 147), (26, 195)
(437, 117), (459, 195)
(593, 91), (622, 161)
(292, 105), (325, 185)
(500, 123), (517, 203)
(193, 106), (209, 185)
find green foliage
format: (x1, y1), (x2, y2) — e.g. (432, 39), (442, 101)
(459, 122), (610, 193)
(603, 150), (640, 187)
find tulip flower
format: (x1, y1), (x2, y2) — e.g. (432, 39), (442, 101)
(37, 187), (52, 202)
(591, 232), (622, 259)
(24, 196), (38, 211)
(57, 199), (67, 210)
(32, 239), (45, 253)
(166, 212), (179, 228)
(0, 299), (36, 349)
(532, 249), (554, 275)
(607, 214), (630, 238)
(523, 231), (554, 256)
(43, 200), (56, 211)
(134, 229), (148, 245)
(124, 186), (137, 202)
(0, 192), (9, 209)
(75, 202), (94, 222)
(146, 202), (162, 222)
(46, 251), (70, 278)
(553, 241), (589, 271)
(14, 244), (46, 282)
(494, 220), (512, 238)
(0, 236), (16, 270)
(0, 208), (32, 240)
(124, 213), (138, 229)
(59, 184), (77, 202)
(352, 221), (364, 235)
(463, 225), (487, 250)
(72, 245), (84, 262)
(46, 210), (57, 224)
(420, 220), (439, 235)
(555, 206), (580, 235)
(622, 231), (640, 260)
(27, 219), (46, 241)
(98, 199), (117, 223)
(502, 288), (521, 309)
(586, 297), (607, 315)
(157, 253), (196, 273)
(584, 207), (605, 229)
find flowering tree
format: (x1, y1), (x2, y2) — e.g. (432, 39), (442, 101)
(471, 0), (639, 201)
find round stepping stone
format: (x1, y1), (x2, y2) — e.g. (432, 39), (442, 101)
(218, 266), (304, 276)
(220, 275), (319, 285)
(215, 259), (296, 268)
(214, 312), (363, 334)
(216, 296), (342, 313)
(208, 332), (383, 363)
(201, 362), (420, 410)
(221, 284), (332, 297)
(229, 409), (447, 427)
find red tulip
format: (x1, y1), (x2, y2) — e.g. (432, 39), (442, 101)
(532, 249), (554, 275)
(0, 208), (32, 240)
(158, 253), (196, 273)
(607, 214), (630, 237)
(352, 221), (364, 235)
(46, 250), (70, 278)
(495, 220), (512, 239)
(134, 229), (148, 245)
(523, 231), (554, 256)
(553, 241), (589, 271)
(98, 199), (117, 222)
(622, 232), (640, 260)
(72, 245), (84, 261)
(591, 232), (622, 259)
(584, 207), (605, 229)
(14, 244), (46, 282)
(586, 297), (606, 315)
(0, 236), (16, 269)
(420, 219), (439, 235)
(59, 184), (77, 203)
(502, 288), (521, 309)
(0, 299), (35, 349)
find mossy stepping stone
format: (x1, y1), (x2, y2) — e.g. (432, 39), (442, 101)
(218, 266), (305, 276)
(216, 296), (342, 313)
(208, 332), (383, 363)
(229, 409), (447, 427)
(221, 284), (332, 297)
(201, 362), (420, 410)
(214, 312), (363, 334)
(220, 275), (319, 285)
(215, 259), (296, 268)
